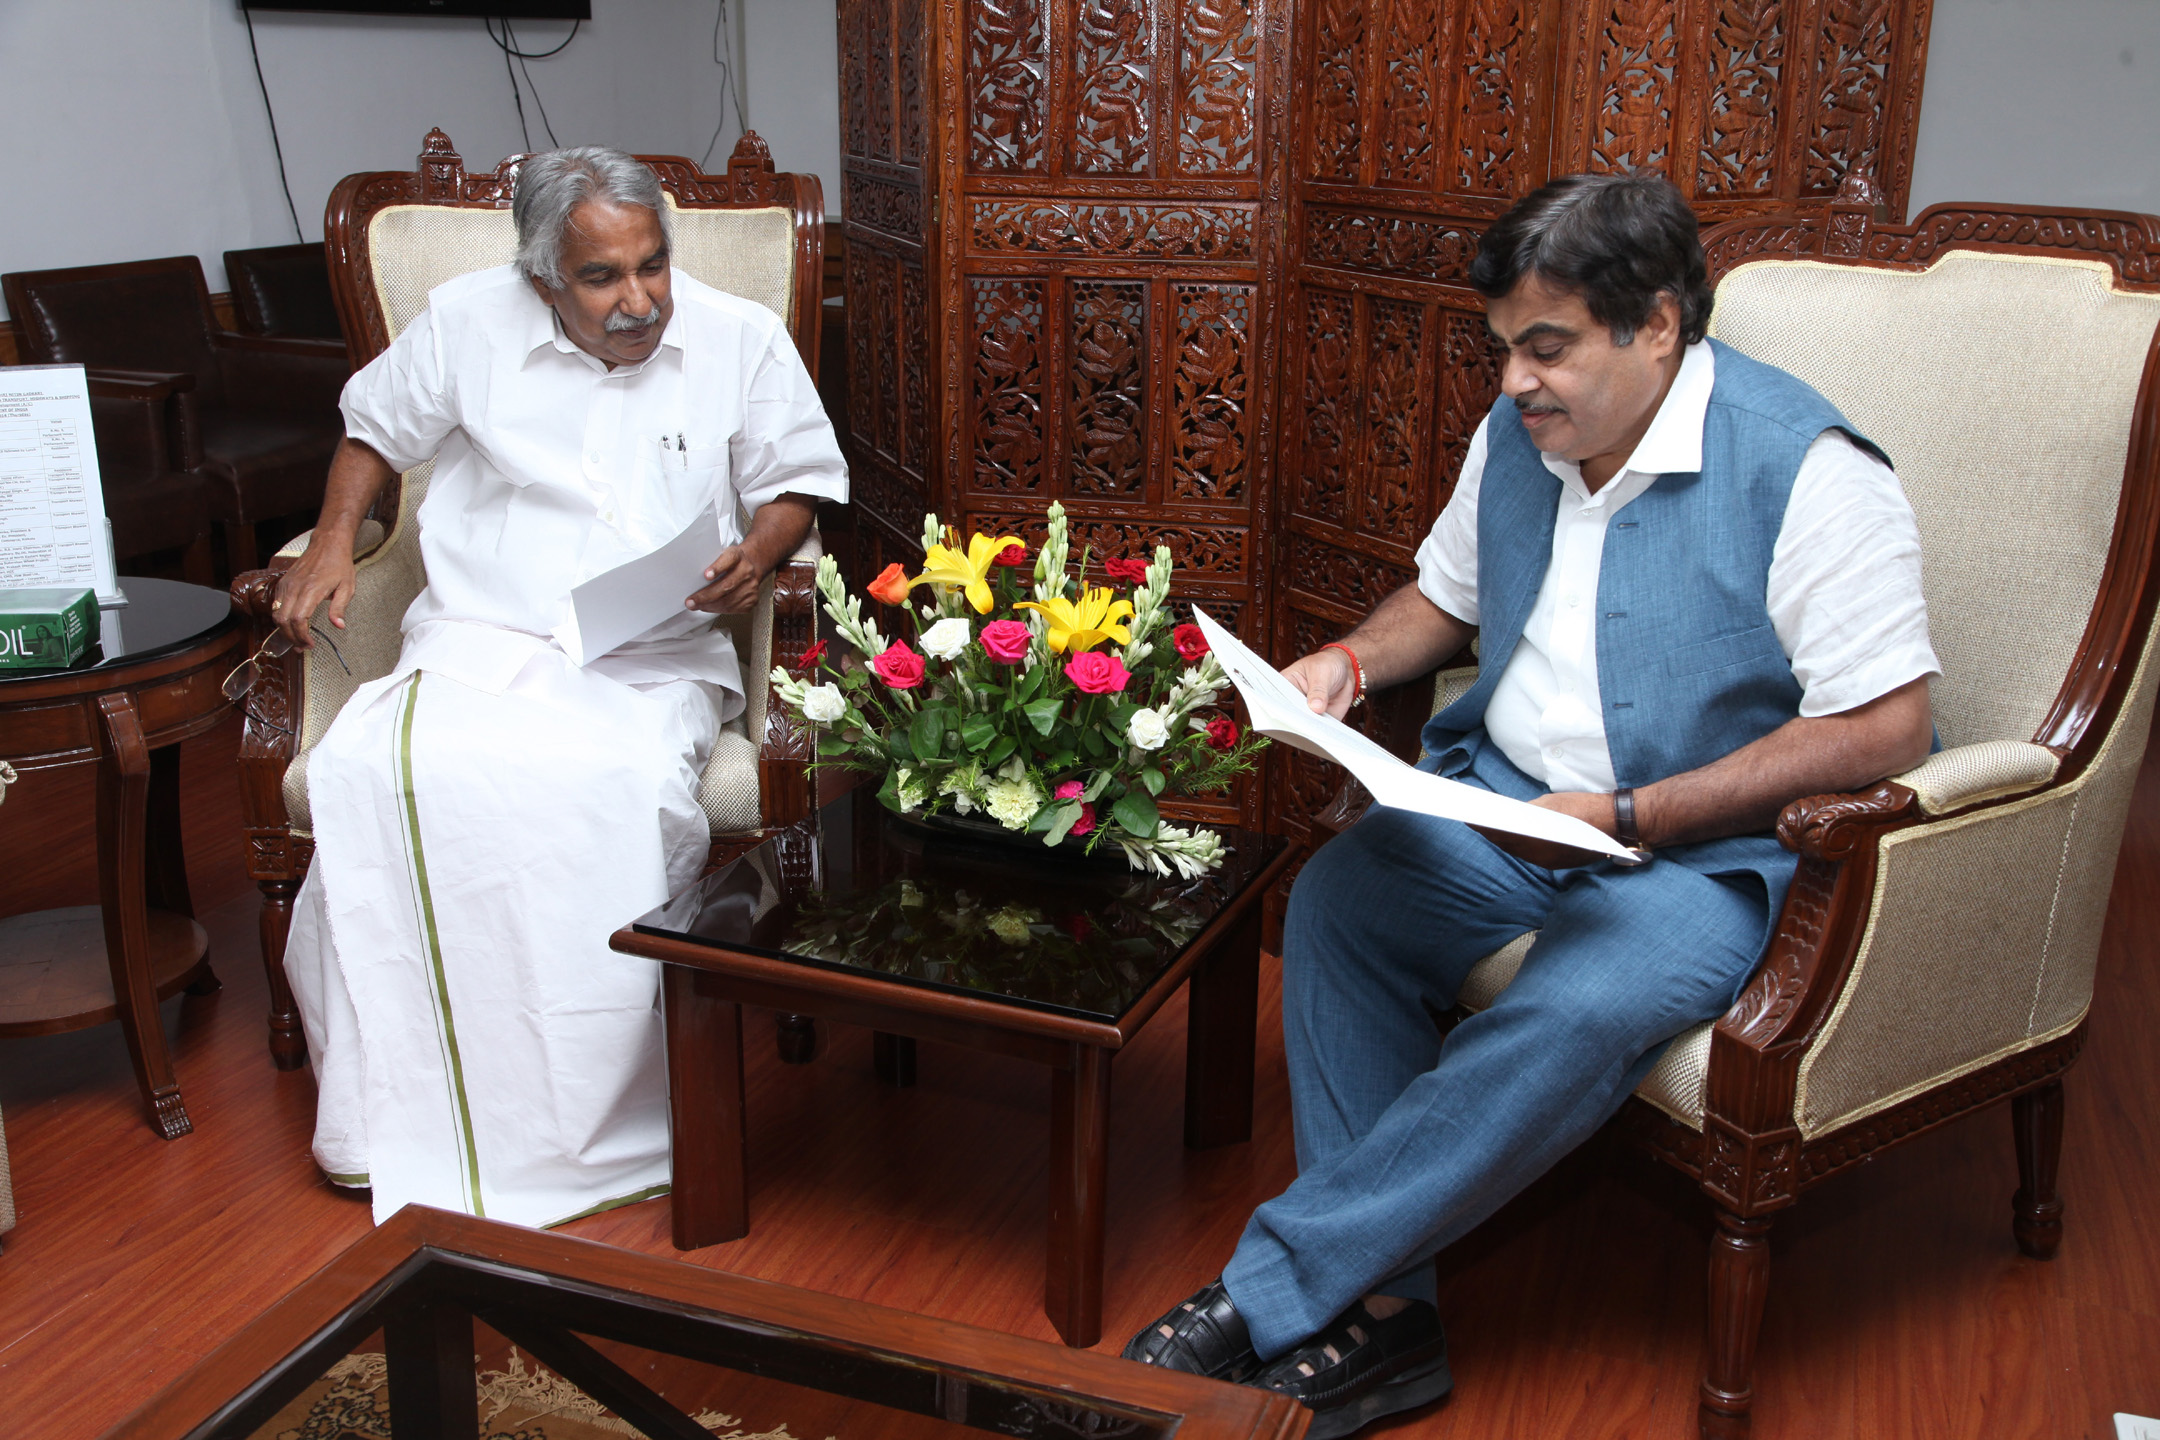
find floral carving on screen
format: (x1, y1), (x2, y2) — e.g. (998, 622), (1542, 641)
(1364, 299), (1425, 541)
(845, 244), (876, 450)
(869, 0), (896, 159)
(1698, 0), (1784, 195)
(970, 0), (1048, 172)
(1588, 1), (1678, 176)
(1805, 0), (1893, 193)
(1436, 311), (1501, 499)
(1172, 284), (1251, 503)
(1456, 0), (1525, 194)
(1074, 0), (1153, 174)
(973, 201), (1254, 259)
(901, 261), (929, 475)
(842, 0), (871, 158)
(971, 279), (1046, 491)
(973, 513), (1249, 575)
(1305, 209), (1477, 282)
(1311, 0), (1366, 182)
(1377, 0), (1442, 189)
(1180, 0), (1257, 174)
(1298, 289), (1356, 528)
(872, 255), (901, 459)
(900, 0), (928, 163)
(1069, 281), (1149, 496)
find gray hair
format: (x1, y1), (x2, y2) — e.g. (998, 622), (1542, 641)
(512, 146), (672, 289)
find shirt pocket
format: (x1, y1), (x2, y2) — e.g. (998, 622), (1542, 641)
(1664, 623), (1785, 678)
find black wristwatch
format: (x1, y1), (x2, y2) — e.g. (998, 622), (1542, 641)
(1613, 786), (1643, 849)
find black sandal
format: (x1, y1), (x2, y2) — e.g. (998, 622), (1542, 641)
(1251, 1300), (1451, 1440)
(1120, 1280), (1258, 1381)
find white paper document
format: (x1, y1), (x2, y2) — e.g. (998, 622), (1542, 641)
(553, 504), (723, 666)
(0, 365), (122, 605)
(1192, 607), (1637, 861)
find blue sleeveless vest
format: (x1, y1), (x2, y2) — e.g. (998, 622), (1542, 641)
(1420, 340), (1890, 913)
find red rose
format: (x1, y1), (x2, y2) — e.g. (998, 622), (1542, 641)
(992, 542), (1031, 569)
(1070, 802), (1096, 838)
(1065, 913), (1094, 942)
(1172, 622), (1209, 663)
(1064, 650), (1130, 695)
(795, 639), (827, 671)
(979, 618), (1032, 663)
(872, 640), (926, 689)
(1054, 779), (1085, 801)
(866, 562), (912, 606)
(1102, 557), (1151, 586)
(1206, 715), (1240, 751)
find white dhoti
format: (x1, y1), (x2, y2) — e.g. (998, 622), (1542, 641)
(285, 620), (720, 1227)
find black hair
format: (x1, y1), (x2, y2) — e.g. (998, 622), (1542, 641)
(1468, 174), (1714, 345)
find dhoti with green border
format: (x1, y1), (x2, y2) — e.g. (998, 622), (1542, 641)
(285, 619), (720, 1228)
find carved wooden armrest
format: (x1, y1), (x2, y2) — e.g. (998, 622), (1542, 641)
(757, 557), (822, 830)
(228, 569), (304, 835)
(87, 369), (202, 469)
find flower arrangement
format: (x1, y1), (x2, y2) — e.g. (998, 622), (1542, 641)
(770, 502), (1266, 876)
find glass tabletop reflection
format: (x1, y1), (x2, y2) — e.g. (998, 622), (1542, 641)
(630, 786), (1284, 1024)
(0, 577), (232, 683)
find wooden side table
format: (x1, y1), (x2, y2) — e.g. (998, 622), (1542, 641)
(0, 578), (242, 1139)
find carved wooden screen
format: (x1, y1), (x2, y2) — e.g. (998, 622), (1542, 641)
(839, 0), (1934, 843)
(1268, 0), (1935, 843)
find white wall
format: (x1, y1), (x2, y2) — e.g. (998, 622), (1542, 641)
(0, 1), (830, 319)
(1909, 0), (2160, 217)
(739, 0), (842, 216)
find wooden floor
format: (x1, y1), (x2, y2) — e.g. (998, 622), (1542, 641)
(2, 713), (2156, 1439)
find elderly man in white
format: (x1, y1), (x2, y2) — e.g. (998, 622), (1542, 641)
(269, 146), (847, 1227)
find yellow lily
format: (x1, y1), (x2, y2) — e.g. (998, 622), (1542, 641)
(1015, 586), (1135, 654)
(912, 528), (1026, 614)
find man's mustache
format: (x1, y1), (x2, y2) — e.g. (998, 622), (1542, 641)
(605, 306), (661, 334)
(1518, 400), (1565, 417)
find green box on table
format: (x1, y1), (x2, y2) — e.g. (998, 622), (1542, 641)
(0, 587), (100, 670)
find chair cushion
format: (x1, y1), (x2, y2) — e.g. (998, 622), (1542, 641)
(697, 721), (763, 836)
(12, 261), (224, 401)
(1709, 251), (2160, 750)
(105, 469), (213, 562)
(224, 243), (343, 340)
(1456, 933), (1714, 1129)
(195, 408), (339, 521)
(665, 202), (796, 329)
(1893, 740), (2060, 816)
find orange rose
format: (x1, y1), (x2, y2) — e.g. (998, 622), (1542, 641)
(866, 562), (912, 606)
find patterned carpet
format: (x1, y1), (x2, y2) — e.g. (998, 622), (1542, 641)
(253, 1350), (808, 1440)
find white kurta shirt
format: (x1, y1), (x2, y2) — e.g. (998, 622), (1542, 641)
(1415, 341), (1940, 793)
(340, 265), (848, 715)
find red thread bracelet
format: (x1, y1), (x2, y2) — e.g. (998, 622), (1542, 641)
(1320, 642), (1366, 708)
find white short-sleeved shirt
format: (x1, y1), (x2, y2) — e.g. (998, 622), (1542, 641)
(340, 265), (848, 710)
(1414, 341), (1939, 793)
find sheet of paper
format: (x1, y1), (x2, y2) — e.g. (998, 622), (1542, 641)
(1192, 607), (1636, 861)
(0, 365), (122, 605)
(553, 503), (722, 666)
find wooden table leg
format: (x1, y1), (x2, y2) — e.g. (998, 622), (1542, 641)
(147, 743), (219, 996)
(95, 693), (191, 1140)
(384, 1299), (478, 1440)
(1046, 1044), (1111, 1348)
(1184, 900), (1259, 1150)
(664, 966), (747, 1249)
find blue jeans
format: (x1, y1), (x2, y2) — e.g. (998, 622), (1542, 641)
(1220, 805), (1770, 1358)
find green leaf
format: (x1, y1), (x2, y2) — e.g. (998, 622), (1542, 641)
(817, 736), (853, 757)
(1108, 702), (1141, 732)
(910, 708), (946, 760)
(1083, 769), (1116, 802)
(1016, 664), (1046, 703)
(1047, 748), (1075, 770)
(1079, 727), (1108, 758)
(982, 735), (1018, 769)
(1141, 767), (1166, 796)
(1111, 789), (1160, 839)
(1024, 697), (1063, 736)
(1029, 800), (1063, 833)
(1044, 800), (1085, 846)
(886, 728), (915, 763)
(960, 715), (999, 751)
(876, 766), (902, 809)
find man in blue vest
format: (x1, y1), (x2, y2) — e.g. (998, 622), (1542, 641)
(1123, 174), (1939, 1435)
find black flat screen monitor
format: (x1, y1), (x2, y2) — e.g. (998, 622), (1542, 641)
(241, 1), (591, 17)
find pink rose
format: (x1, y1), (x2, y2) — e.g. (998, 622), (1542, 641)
(1055, 780), (1084, 801)
(872, 640), (926, 689)
(979, 619), (1032, 664)
(1071, 802), (1096, 837)
(1064, 651), (1130, 695)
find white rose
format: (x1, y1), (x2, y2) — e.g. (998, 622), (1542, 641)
(920, 616), (973, 660)
(1127, 705), (1170, 751)
(800, 683), (846, 724)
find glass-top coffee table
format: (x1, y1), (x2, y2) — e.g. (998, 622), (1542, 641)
(610, 787), (1295, 1348)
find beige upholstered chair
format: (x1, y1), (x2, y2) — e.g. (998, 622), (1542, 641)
(1315, 180), (2160, 1438)
(0, 1097), (14, 1253)
(228, 131), (828, 1071)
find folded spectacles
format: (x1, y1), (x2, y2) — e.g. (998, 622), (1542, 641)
(222, 624), (350, 709)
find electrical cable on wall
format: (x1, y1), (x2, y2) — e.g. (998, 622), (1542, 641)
(698, 0), (751, 169)
(242, 9), (305, 242)
(488, 17), (580, 151)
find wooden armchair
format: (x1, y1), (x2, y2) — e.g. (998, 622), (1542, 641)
(1313, 179), (2160, 1437)
(228, 130), (829, 1071)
